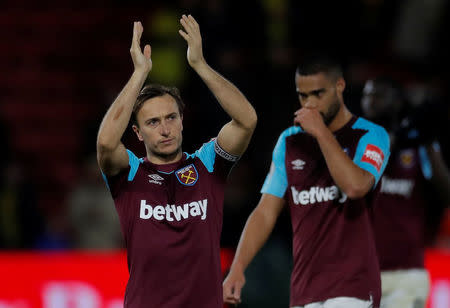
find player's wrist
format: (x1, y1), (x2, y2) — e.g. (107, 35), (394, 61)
(190, 58), (208, 72)
(313, 125), (331, 140)
(132, 69), (150, 83)
(230, 261), (246, 274)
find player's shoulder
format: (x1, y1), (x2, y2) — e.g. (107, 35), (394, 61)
(352, 116), (389, 140)
(279, 125), (303, 140)
(186, 138), (215, 159)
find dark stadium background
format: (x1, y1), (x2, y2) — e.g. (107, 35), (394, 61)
(0, 1), (449, 307)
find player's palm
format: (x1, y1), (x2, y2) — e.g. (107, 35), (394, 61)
(179, 14), (205, 68)
(130, 21), (152, 73)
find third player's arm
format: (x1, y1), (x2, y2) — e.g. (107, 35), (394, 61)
(315, 129), (375, 199)
(179, 15), (257, 156)
(223, 194), (285, 304)
(427, 143), (450, 205)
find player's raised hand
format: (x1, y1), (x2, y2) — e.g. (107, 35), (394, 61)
(179, 14), (205, 69)
(130, 21), (152, 74)
(294, 105), (327, 138)
(223, 269), (245, 305)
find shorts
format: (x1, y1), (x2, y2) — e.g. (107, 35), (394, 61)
(292, 296), (373, 308)
(380, 269), (430, 308)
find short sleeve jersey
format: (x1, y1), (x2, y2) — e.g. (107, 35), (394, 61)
(373, 143), (435, 271)
(103, 139), (238, 308)
(261, 116), (390, 307)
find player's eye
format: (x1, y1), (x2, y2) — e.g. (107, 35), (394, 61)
(147, 119), (159, 126)
(313, 90), (324, 98)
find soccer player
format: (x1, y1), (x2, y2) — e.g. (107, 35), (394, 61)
(96, 15), (257, 308)
(223, 56), (390, 308)
(361, 77), (450, 308)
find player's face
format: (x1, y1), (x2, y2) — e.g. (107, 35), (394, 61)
(133, 94), (183, 160)
(361, 80), (394, 120)
(295, 72), (344, 126)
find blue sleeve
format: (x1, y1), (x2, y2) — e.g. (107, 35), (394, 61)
(189, 139), (240, 173)
(192, 140), (216, 173)
(418, 143), (438, 180)
(101, 150), (141, 189)
(126, 149), (141, 181)
(261, 127), (301, 198)
(352, 119), (391, 186)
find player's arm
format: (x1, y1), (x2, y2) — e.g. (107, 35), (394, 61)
(426, 143), (450, 205)
(316, 127), (375, 198)
(223, 193), (284, 305)
(295, 108), (386, 199)
(97, 22), (152, 176)
(178, 14), (257, 156)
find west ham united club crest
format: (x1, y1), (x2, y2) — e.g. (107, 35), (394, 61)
(175, 164), (198, 186)
(399, 149), (415, 168)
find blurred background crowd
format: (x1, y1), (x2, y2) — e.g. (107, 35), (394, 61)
(1, 0), (449, 306)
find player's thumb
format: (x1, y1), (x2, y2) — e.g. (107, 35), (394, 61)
(144, 44), (151, 59)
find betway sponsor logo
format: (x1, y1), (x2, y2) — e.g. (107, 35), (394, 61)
(140, 199), (208, 221)
(291, 185), (347, 205)
(380, 176), (414, 198)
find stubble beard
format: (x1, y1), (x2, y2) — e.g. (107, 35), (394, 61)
(151, 137), (183, 162)
(321, 99), (341, 126)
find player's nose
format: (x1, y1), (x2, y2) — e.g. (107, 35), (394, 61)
(160, 122), (170, 136)
(305, 101), (317, 108)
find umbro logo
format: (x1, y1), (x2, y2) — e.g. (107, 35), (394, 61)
(291, 159), (305, 170)
(148, 174), (164, 185)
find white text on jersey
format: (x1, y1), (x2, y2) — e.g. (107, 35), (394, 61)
(139, 199), (208, 221)
(291, 185), (347, 205)
(380, 176), (414, 197)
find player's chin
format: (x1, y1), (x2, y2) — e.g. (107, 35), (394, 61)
(159, 145), (181, 156)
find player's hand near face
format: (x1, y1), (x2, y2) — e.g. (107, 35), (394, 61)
(294, 104), (328, 138)
(223, 269), (245, 305)
(130, 21), (152, 74)
(179, 14), (205, 69)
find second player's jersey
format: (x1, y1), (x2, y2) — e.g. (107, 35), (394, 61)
(261, 116), (390, 307)
(103, 139), (237, 308)
(373, 144), (433, 271)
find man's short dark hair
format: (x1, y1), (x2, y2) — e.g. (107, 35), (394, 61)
(132, 84), (185, 126)
(296, 54), (343, 81)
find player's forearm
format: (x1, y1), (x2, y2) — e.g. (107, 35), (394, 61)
(192, 61), (257, 131)
(316, 129), (373, 199)
(230, 208), (276, 274)
(97, 70), (148, 151)
(427, 144), (450, 205)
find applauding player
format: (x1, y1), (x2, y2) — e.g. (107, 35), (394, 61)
(97, 15), (257, 308)
(223, 56), (390, 308)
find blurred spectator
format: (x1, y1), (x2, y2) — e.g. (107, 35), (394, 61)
(66, 154), (122, 250)
(0, 158), (43, 249)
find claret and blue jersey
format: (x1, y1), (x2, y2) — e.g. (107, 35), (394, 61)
(374, 142), (436, 272)
(261, 116), (390, 307)
(102, 139), (238, 308)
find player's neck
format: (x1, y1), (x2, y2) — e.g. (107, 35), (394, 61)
(147, 150), (183, 165)
(328, 104), (352, 132)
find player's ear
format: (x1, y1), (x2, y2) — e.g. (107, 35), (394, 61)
(336, 77), (346, 93)
(132, 124), (144, 141)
